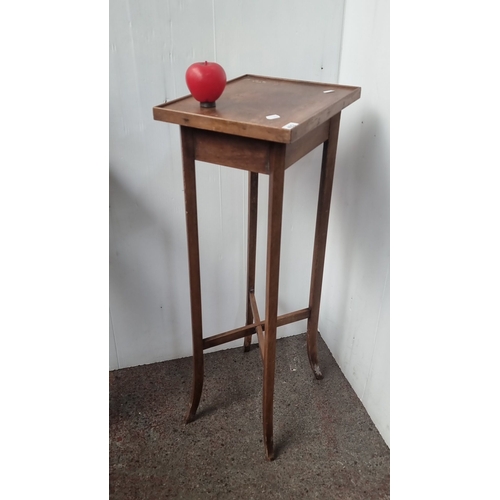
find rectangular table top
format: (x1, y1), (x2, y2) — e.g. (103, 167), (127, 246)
(153, 74), (361, 143)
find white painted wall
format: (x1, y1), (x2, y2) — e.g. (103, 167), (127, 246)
(109, 0), (345, 370)
(319, 0), (390, 445)
(110, 0), (389, 445)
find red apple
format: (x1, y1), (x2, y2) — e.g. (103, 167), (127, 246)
(185, 61), (226, 108)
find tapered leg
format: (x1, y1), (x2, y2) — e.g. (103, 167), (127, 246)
(263, 144), (286, 460)
(244, 172), (259, 351)
(307, 113), (342, 380)
(180, 127), (204, 423)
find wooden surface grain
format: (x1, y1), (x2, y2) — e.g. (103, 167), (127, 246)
(153, 75), (360, 143)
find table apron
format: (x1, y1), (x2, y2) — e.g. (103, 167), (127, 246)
(189, 115), (333, 175)
(193, 128), (271, 174)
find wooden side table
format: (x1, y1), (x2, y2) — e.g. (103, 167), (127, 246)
(153, 75), (360, 460)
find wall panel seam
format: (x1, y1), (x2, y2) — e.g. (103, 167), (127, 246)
(361, 264), (388, 401)
(336, 0), (348, 82)
(212, 0), (217, 60)
(110, 307), (120, 369)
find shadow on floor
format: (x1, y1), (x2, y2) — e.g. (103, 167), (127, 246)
(109, 333), (389, 499)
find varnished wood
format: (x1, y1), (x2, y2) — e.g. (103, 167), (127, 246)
(194, 130), (270, 174)
(244, 172), (259, 351)
(263, 143), (286, 461)
(180, 126), (204, 424)
(202, 307), (310, 350)
(306, 113), (342, 380)
(284, 120), (330, 169)
(153, 75), (360, 143)
(249, 292), (265, 361)
(153, 75), (360, 461)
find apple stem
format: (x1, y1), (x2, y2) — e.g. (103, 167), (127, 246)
(205, 61), (207, 65)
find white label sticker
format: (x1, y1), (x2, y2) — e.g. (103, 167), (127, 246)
(266, 114), (280, 120)
(323, 89), (335, 93)
(282, 122), (299, 130)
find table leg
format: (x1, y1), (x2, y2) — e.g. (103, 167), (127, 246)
(307, 113), (342, 380)
(263, 144), (286, 460)
(244, 172), (259, 352)
(180, 126), (204, 423)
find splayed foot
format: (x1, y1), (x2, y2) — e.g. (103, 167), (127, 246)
(265, 438), (275, 461)
(185, 409), (197, 424)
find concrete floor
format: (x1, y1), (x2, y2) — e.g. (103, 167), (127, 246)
(109, 333), (389, 499)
